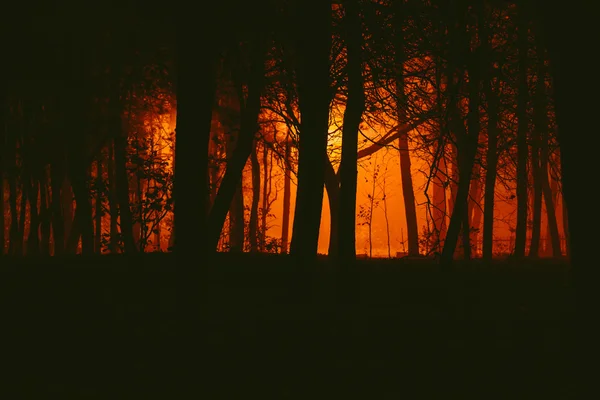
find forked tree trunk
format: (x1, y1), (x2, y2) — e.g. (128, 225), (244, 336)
(205, 39), (265, 252)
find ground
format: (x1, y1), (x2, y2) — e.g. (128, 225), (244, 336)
(1, 253), (574, 399)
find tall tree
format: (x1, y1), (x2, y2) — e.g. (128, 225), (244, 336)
(289, 0), (332, 260)
(514, 7), (529, 258)
(394, 1), (420, 256)
(337, 0), (365, 261)
(173, 9), (217, 255)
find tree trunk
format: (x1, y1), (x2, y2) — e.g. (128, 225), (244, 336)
(95, 157), (103, 253)
(8, 171), (19, 255)
(223, 121), (245, 252)
(50, 160), (65, 255)
(289, 0), (332, 261)
(39, 178), (51, 256)
(337, 0), (365, 262)
(173, 16), (217, 256)
(114, 134), (137, 253)
(441, 16), (484, 266)
(61, 177), (73, 242)
(70, 167), (93, 255)
(25, 175), (39, 256)
(324, 158), (340, 256)
(106, 141), (118, 253)
(281, 138), (292, 253)
(394, 3), (419, 257)
(514, 11), (529, 258)
(17, 183), (27, 255)
(529, 135), (543, 257)
(261, 142), (269, 251)
(249, 141), (260, 252)
(205, 40), (265, 252)
(468, 166), (482, 256)
(432, 153), (447, 251)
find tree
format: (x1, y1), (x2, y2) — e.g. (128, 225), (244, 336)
(337, 0), (365, 261)
(289, 0), (333, 260)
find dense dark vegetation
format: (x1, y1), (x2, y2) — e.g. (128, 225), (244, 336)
(1, 0), (595, 398)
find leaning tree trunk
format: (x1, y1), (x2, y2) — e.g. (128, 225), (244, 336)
(205, 39), (266, 252)
(441, 15), (484, 267)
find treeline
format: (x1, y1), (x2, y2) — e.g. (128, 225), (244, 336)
(0, 1), (575, 262)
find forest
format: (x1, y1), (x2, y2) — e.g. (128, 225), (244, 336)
(1, 0), (595, 398)
(0, 0), (576, 263)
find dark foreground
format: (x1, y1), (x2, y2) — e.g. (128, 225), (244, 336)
(2, 253), (574, 399)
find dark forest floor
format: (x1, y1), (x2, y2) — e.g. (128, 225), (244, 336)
(1, 253), (575, 399)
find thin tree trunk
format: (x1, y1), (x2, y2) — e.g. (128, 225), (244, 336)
(106, 141), (118, 253)
(514, 11), (529, 258)
(8, 171), (19, 255)
(61, 177), (73, 242)
(17, 182), (27, 255)
(529, 133), (543, 258)
(70, 168), (93, 255)
(249, 141), (260, 252)
(281, 137), (292, 253)
(432, 154), (447, 250)
(394, 3), (419, 256)
(50, 160), (65, 255)
(27, 175), (40, 256)
(261, 142), (269, 251)
(113, 133), (136, 253)
(468, 168), (482, 256)
(539, 164), (561, 257)
(545, 171), (559, 256)
(337, 0), (365, 262)
(39, 177), (51, 255)
(483, 76), (500, 260)
(95, 157), (103, 253)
